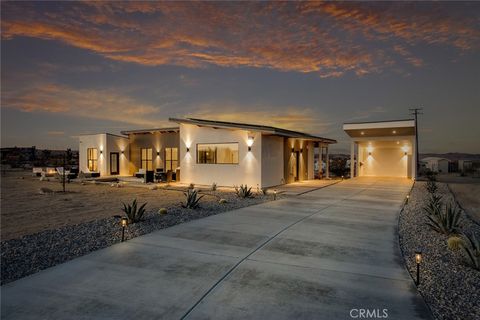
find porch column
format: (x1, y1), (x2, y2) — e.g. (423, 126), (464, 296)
(350, 141), (355, 178)
(326, 145), (330, 179)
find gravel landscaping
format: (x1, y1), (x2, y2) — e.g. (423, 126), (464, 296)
(1, 190), (273, 285)
(398, 181), (480, 320)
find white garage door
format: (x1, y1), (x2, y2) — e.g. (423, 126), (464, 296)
(362, 147), (409, 177)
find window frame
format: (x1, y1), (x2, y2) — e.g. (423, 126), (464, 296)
(87, 148), (98, 172)
(196, 142), (239, 165)
(140, 148), (153, 171)
(165, 147), (178, 171)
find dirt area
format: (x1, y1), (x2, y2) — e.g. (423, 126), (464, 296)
(0, 171), (239, 241)
(435, 173), (480, 223)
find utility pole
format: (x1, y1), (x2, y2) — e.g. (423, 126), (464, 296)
(409, 107), (423, 178)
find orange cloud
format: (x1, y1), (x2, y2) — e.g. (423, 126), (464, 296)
(2, 82), (163, 127)
(1, 1), (478, 76)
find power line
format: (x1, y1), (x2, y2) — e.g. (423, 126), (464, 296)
(409, 107), (423, 178)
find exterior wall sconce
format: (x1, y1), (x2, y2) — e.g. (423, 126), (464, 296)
(100, 150), (103, 154)
(121, 217), (128, 242)
(157, 151), (160, 156)
(404, 152), (408, 156)
(415, 251), (422, 285)
(368, 152), (372, 156)
(300, 148), (303, 153)
(247, 136), (254, 152)
(121, 150), (124, 154)
(186, 147), (190, 153)
(291, 147), (294, 153)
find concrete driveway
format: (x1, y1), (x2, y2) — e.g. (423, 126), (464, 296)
(1, 177), (431, 320)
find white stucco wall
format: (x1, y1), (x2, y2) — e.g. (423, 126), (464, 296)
(179, 123), (262, 187)
(261, 135), (284, 187)
(79, 134), (129, 176)
(106, 134), (130, 175)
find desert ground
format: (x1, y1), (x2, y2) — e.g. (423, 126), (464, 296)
(0, 171), (238, 241)
(436, 174), (480, 223)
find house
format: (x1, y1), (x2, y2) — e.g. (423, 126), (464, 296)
(421, 157), (450, 173)
(343, 119), (416, 179)
(458, 159), (473, 173)
(78, 118), (336, 188)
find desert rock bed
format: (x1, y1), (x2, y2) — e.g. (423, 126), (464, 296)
(398, 181), (480, 320)
(1, 173), (273, 284)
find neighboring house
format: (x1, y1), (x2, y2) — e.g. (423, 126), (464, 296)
(458, 159), (473, 173)
(79, 118), (336, 188)
(343, 119), (417, 179)
(421, 157), (450, 173)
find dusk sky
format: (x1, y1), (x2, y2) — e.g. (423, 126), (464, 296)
(1, 1), (479, 153)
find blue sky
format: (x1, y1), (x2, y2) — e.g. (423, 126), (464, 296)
(1, 1), (479, 153)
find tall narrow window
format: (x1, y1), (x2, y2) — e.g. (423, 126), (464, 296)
(140, 148), (153, 170)
(87, 148), (98, 172)
(197, 143), (239, 164)
(165, 147), (178, 171)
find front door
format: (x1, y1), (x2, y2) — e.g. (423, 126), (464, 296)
(292, 151), (300, 181)
(110, 152), (119, 175)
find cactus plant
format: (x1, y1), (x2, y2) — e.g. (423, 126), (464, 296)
(158, 208), (168, 215)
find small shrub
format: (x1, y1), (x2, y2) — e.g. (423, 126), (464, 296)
(212, 182), (217, 191)
(235, 184), (254, 198)
(426, 202), (462, 235)
(188, 183), (195, 190)
(122, 199), (147, 224)
(219, 198), (227, 204)
(182, 189), (204, 209)
(158, 208), (168, 215)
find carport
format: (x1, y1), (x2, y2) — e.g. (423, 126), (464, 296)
(343, 120), (417, 179)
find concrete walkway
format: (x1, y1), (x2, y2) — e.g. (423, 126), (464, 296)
(1, 177), (431, 320)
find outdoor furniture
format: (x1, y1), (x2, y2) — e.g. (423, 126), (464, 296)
(145, 170), (154, 183)
(155, 168), (166, 182)
(135, 168), (146, 178)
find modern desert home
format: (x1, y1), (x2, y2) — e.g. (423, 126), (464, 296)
(79, 118), (337, 188)
(343, 119), (417, 179)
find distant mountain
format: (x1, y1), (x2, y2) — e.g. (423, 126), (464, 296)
(420, 153), (480, 161)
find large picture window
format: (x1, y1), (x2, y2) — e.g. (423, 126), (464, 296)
(165, 147), (178, 171)
(87, 148), (98, 172)
(197, 143), (239, 164)
(140, 148), (153, 170)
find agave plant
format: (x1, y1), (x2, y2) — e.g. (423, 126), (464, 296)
(182, 189), (204, 209)
(235, 184), (254, 198)
(425, 180), (438, 194)
(449, 233), (480, 270)
(459, 232), (480, 270)
(423, 194), (443, 216)
(426, 202), (462, 235)
(122, 199), (147, 224)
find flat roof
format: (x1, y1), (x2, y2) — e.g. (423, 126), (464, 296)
(343, 119), (416, 138)
(169, 117), (337, 144)
(120, 127), (179, 135)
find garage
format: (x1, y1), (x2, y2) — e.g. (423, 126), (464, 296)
(343, 120), (416, 179)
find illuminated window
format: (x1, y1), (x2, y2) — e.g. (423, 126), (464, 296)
(87, 148), (98, 172)
(197, 143), (239, 164)
(140, 148), (153, 170)
(165, 147), (178, 171)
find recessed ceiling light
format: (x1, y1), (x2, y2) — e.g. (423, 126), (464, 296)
(361, 131), (365, 135)
(392, 130), (397, 134)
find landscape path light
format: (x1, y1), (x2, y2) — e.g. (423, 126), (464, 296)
(406, 194), (410, 204)
(415, 251), (422, 285)
(273, 189), (277, 200)
(121, 217), (128, 242)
